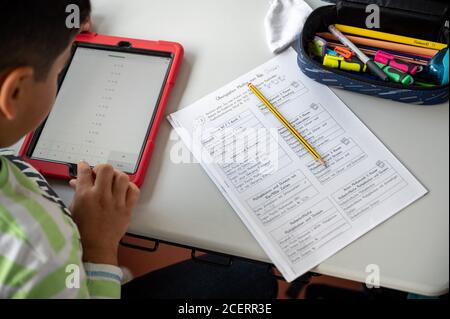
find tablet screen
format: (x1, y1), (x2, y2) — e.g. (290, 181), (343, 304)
(31, 46), (172, 174)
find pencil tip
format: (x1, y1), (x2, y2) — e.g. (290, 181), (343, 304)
(319, 158), (327, 167)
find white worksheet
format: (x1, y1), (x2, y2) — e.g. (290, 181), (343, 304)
(167, 48), (427, 282)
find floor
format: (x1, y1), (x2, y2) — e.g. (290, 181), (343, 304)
(118, 237), (363, 299)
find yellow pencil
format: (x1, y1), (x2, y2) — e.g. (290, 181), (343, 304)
(335, 24), (448, 51)
(248, 83), (326, 166)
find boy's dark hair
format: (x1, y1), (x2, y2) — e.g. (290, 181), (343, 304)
(0, 0), (91, 81)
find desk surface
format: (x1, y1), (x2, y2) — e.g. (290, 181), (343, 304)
(52, 0), (449, 296)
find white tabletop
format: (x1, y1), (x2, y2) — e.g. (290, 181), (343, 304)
(51, 0), (449, 296)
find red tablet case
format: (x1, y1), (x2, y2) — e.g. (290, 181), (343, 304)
(19, 33), (184, 187)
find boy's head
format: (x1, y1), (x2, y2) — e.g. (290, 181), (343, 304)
(0, 0), (91, 148)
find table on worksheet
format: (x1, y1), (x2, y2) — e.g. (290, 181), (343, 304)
(51, 0), (449, 296)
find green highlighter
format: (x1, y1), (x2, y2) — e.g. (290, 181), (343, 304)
(374, 62), (414, 85)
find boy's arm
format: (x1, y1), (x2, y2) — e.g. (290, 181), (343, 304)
(15, 162), (138, 299)
(9, 255), (122, 299)
(70, 162), (139, 298)
(0, 157), (126, 299)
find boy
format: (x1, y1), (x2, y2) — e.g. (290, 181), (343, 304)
(0, 0), (140, 298)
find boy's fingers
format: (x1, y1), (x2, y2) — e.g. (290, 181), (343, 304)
(69, 179), (77, 188)
(93, 164), (114, 192)
(77, 161), (93, 188)
(126, 183), (140, 210)
(113, 171), (129, 207)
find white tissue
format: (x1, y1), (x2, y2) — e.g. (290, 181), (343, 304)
(265, 0), (313, 53)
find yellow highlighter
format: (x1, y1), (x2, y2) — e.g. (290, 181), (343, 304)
(248, 83), (326, 166)
(323, 54), (367, 72)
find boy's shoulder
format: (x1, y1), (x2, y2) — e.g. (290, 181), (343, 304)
(0, 155), (85, 298)
(1, 155), (72, 217)
(0, 155), (80, 263)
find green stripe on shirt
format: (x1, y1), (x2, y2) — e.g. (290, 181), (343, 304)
(0, 157), (8, 188)
(12, 235), (83, 299)
(6, 160), (40, 195)
(87, 278), (121, 299)
(0, 255), (36, 288)
(76, 278), (89, 299)
(0, 203), (27, 241)
(1, 182), (65, 254)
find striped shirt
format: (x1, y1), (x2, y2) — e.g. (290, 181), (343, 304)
(0, 155), (122, 299)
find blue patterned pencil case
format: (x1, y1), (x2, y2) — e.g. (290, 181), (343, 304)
(297, 0), (449, 105)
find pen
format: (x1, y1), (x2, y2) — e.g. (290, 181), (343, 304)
(327, 42), (430, 66)
(328, 25), (389, 81)
(334, 24), (448, 50)
(248, 83), (326, 166)
(318, 32), (438, 58)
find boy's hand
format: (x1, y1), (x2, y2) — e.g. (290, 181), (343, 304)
(69, 162), (140, 266)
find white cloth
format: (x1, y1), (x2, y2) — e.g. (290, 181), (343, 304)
(265, 0), (313, 53)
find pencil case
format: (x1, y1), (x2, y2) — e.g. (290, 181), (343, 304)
(297, 0), (449, 105)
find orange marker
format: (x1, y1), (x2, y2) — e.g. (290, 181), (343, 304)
(334, 46), (354, 59)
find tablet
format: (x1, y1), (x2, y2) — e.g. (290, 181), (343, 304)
(20, 33), (183, 187)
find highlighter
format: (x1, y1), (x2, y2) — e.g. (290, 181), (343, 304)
(334, 46), (354, 59)
(375, 50), (421, 75)
(308, 36), (327, 58)
(323, 54), (367, 72)
(374, 62), (414, 85)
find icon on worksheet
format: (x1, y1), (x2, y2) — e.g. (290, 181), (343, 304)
(376, 160), (385, 168)
(310, 102), (319, 110)
(341, 137), (350, 145)
(292, 81), (301, 89)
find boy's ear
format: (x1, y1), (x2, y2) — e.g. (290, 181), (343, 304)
(0, 67), (34, 120)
